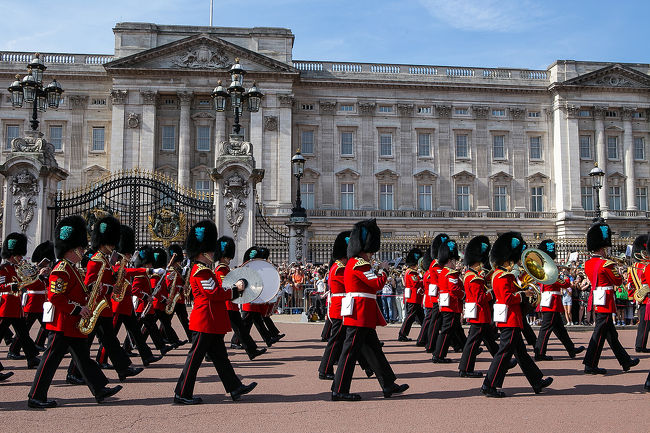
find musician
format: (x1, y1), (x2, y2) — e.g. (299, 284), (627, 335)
(481, 232), (553, 398)
(533, 239), (585, 361)
(331, 219), (408, 401)
(96, 225), (162, 369)
(165, 244), (192, 342)
(630, 235), (650, 352)
(151, 247), (184, 348)
(433, 240), (467, 363)
(458, 236), (499, 377)
(582, 222), (639, 374)
(398, 248), (424, 342)
(8, 241), (54, 357)
(214, 236), (266, 360)
(28, 215), (122, 408)
(257, 247), (285, 343)
(423, 234), (451, 353)
(416, 251), (433, 347)
(174, 220), (256, 405)
(238, 246), (274, 347)
(0, 232), (40, 368)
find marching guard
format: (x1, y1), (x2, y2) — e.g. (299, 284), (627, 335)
(397, 248), (424, 342)
(582, 222), (639, 374)
(164, 244), (192, 342)
(423, 234), (452, 353)
(629, 235), (650, 353)
(151, 247), (184, 348)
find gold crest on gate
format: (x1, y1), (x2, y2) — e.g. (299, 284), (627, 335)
(148, 207), (186, 247)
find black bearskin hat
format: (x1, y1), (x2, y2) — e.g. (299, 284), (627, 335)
(185, 220), (218, 260)
(420, 250), (433, 272)
(632, 234), (648, 262)
(117, 225), (136, 256)
(464, 236), (490, 266)
(152, 247), (168, 269)
(133, 245), (154, 267)
(405, 248), (423, 267)
(330, 231), (352, 265)
(347, 219), (381, 258)
(215, 236), (236, 260)
(91, 216), (121, 250)
(54, 216), (88, 259)
(31, 240), (55, 264)
(430, 233), (450, 260)
(538, 239), (557, 260)
(243, 246), (262, 262)
(438, 239), (460, 266)
(258, 247), (270, 260)
(168, 244), (184, 264)
(586, 222), (612, 252)
(2, 232), (28, 259)
(490, 232), (526, 266)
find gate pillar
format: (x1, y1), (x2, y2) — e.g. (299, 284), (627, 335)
(211, 133), (264, 266)
(0, 131), (68, 253)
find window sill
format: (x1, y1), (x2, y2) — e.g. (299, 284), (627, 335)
(417, 156), (433, 160)
(379, 155), (394, 159)
(455, 157), (471, 161)
(529, 158), (544, 163)
(340, 154), (354, 159)
(161, 149), (176, 153)
(493, 158), (508, 162)
(634, 159), (647, 163)
(89, 150), (106, 154)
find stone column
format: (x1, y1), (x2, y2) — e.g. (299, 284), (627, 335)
(277, 95), (294, 209)
(318, 101), (337, 207)
(286, 219), (312, 264)
(358, 102), (376, 209)
(109, 90), (127, 171)
(510, 107), (527, 211)
(397, 103), (414, 209)
(472, 105), (490, 210)
(178, 92), (193, 188)
(594, 106), (608, 212)
(436, 105), (452, 209)
(68, 95), (88, 188)
(139, 90), (157, 171)
(622, 107), (636, 210)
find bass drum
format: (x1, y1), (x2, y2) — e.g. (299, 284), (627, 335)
(242, 259), (281, 304)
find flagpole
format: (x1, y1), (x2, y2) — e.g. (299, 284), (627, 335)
(209, 0), (213, 26)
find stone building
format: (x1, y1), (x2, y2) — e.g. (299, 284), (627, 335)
(1, 22), (649, 242)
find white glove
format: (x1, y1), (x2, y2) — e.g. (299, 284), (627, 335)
(153, 268), (166, 276)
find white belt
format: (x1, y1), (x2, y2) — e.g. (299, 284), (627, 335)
(26, 290), (47, 295)
(544, 291), (561, 295)
(347, 292), (376, 299)
(331, 293), (346, 298)
(596, 286), (614, 291)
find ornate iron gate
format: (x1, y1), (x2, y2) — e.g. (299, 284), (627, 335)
(255, 202), (290, 264)
(52, 169), (214, 247)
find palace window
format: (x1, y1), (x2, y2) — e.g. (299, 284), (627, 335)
(492, 135), (505, 159)
(605, 110), (617, 118)
(92, 127), (105, 152)
(493, 186), (507, 211)
(195, 180), (211, 200)
(196, 126), (210, 151)
(378, 105), (393, 113)
(528, 111), (540, 118)
(380, 183), (394, 210)
(456, 134), (469, 158)
(379, 133), (392, 157)
(492, 109), (506, 117)
(417, 106), (432, 114)
(5, 124), (19, 150)
(607, 136), (618, 159)
(634, 137), (645, 160)
(456, 185), (470, 211)
(579, 110), (591, 117)
(418, 184), (432, 211)
(301, 130), (315, 154)
(339, 104), (354, 112)
(529, 136), (542, 159)
(417, 133), (431, 157)
(301, 103), (314, 111)
(340, 132), (354, 156)
(301, 183), (315, 209)
(454, 108), (468, 115)
(340, 183), (355, 209)
(609, 186), (622, 210)
(579, 135), (592, 159)
(49, 125), (63, 151)
(581, 186), (594, 211)
(636, 187), (648, 211)
(531, 186), (544, 212)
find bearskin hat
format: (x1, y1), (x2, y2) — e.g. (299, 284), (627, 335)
(420, 250), (433, 272)
(347, 219), (381, 258)
(331, 231), (352, 265)
(185, 220), (218, 260)
(632, 234), (648, 262)
(2, 232), (28, 259)
(54, 216), (88, 259)
(490, 232), (526, 266)
(405, 247), (423, 267)
(243, 246), (262, 262)
(168, 244), (184, 264)
(430, 233), (450, 260)
(133, 245), (154, 267)
(586, 222), (612, 252)
(258, 247), (270, 260)
(438, 239), (460, 266)
(215, 236), (236, 260)
(31, 240), (55, 264)
(152, 247), (168, 269)
(538, 239), (557, 260)
(90, 216), (121, 250)
(80, 249), (94, 270)
(117, 225), (136, 256)
(464, 236), (490, 266)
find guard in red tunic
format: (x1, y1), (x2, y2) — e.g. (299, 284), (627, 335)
(174, 220), (256, 405)
(582, 222), (639, 374)
(423, 234), (450, 353)
(433, 240), (467, 363)
(238, 246), (274, 347)
(0, 232), (40, 368)
(398, 248), (424, 342)
(629, 235), (650, 353)
(215, 235), (266, 360)
(481, 232), (552, 398)
(459, 236), (499, 377)
(166, 244), (192, 342)
(416, 251), (433, 347)
(533, 239), (585, 361)
(28, 215), (122, 408)
(151, 247), (184, 348)
(331, 219), (408, 401)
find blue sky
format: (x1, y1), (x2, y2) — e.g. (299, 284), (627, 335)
(1, 0), (648, 69)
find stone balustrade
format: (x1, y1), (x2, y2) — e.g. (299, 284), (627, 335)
(306, 209), (558, 219)
(1, 51), (114, 65)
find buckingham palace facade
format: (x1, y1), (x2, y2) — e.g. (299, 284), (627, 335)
(1, 22), (649, 240)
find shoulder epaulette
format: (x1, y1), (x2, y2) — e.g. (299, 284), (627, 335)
(334, 260), (346, 270)
(215, 263), (228, 271)
(353, 258), (371, 269)
(91, 251), (106, 263)
(192, 263), (210, 277)
(445, 267), (459, 274)
(603, 260), (615, 268)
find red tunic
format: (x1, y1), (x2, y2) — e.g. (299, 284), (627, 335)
(165, 269), (185, 310)
(215, 263), (239, 312)
(327, 260), (346, 320)
(491, 268), (524, 328)
(438, 267), (463, 313)
(0, 263), (22, 318)
(188, 263), (234, 335)
(424, 261), (443, 308)
(110, 267), (147, 315)
(22, 278), (48, 314)
(629, 262), (650, 306)
(403, 267), (423, 305)
(132, 274), (154, 316)
(342, 257), (387, 329)
(463, 268), (493, 324)
(540, 277), (571, 313)
(585, 256), (621, 314)
(46, 260), (89, 338)
(85, 252), (115, 318)
(151, 275), (169, 312)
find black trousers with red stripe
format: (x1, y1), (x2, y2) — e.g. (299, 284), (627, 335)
(263, 316), (280, 337)
(398, 303), (423, 338)
(155, 309), (181, 344)
(98, 312), (154, 364)
(0, 317), (38, 360)
(425, 304), (441, 352)
(332, 326), (396, 395)
(228, 310), (259, 355)
(434, 312), (466, 359)
(9, 312), (48, 354)
(318, 318), (371, 376)
(29, 332), (108, 401)
(69, 316), (132, 376)
(534, 311), (577, 356)
(583, 312), (632, 368)
(416, 307), (433, 346)
(321, 318), (332, 341)
(174, 332), (242, 398)
(484, 326), (543, 390)
(459, 323), (499, 373)
(635, 304), (649, 350)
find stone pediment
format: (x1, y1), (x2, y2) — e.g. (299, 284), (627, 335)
(374, 169), (399, 180)
(413, 169), (438, 181)
(561, 64), (650, 89)
(489, 170), (513, 181)
(104, 34), (297, 75)
(335, 168), (360, 179)
(452, 170), (476, 181)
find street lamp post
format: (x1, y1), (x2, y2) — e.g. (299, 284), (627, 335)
(7, 53), (64, 132)
(589, 162), (605, 223)
(291, 150), (306, 219)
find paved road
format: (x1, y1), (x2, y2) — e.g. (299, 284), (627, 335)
(1, 321), (648, 433)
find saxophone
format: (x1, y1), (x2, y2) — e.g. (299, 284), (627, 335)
(111, 254), (129, 302)
(78, 259), (109, 335)
(165, 270), (181, 314)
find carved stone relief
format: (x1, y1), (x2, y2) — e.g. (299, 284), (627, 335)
(11, 169), (39, 232)
(141, 90), (157, 105)
(397, 104), (414, 116)
(110, 89), (128, 105)
(219, 136), (252, 156)
(358, 102), (376, 115)
(223, 172), (250, 239)
(509, 107), (526, 120)
(68, 95), (88, 110)
(436, 105), (452, 118)
(11, 134), (57, 168)
(264, 116), (278, 131)
(171, 45), (230, 69)
(127, 113), (140, 128)
(472, 105), (490, 119)
(319, 101), (336, 113)
(278, 94), (295, 107)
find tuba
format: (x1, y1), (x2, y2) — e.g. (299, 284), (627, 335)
(517, 248), (559, 308)
(78, 260), (110, 335)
